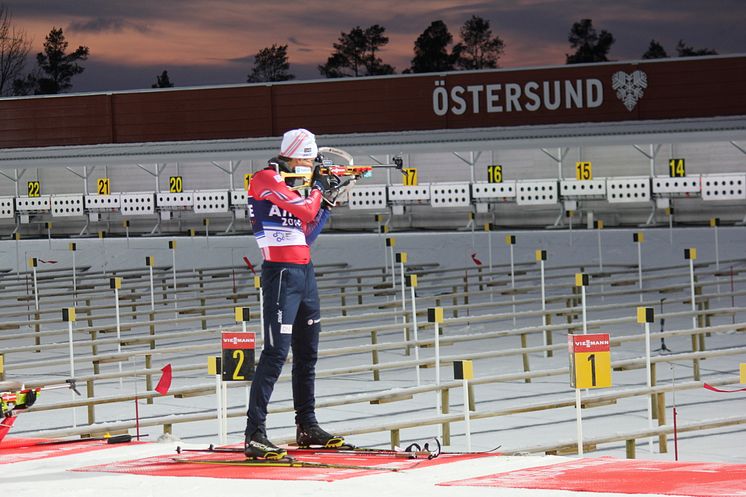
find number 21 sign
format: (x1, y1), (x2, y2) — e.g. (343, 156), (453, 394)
(568, 333), (611, 389)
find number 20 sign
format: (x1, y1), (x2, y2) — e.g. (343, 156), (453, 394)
(568, 333), (611, 389)
(221, 331), (255, 382)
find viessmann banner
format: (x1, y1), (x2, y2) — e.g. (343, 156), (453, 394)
(0, 55), (744, 149)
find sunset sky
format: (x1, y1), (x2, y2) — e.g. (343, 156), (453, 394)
(4, 0), (745, 93)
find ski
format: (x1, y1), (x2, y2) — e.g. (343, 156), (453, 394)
(177, 439), (440, 460)
(172, 456), (401, 472)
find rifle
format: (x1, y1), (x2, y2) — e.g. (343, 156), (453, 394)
(280, 146), (405, 190)
(1, 379), (80, 417)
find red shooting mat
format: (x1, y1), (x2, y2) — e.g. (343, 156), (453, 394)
(72, 450), (492, 482)
(0, 437), (146, 464)
(439, 457), (746, 497)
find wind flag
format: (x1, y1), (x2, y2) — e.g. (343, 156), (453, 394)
(154, 364), (172, 395)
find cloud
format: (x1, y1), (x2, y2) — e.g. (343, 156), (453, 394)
(67, 17), (150, 34)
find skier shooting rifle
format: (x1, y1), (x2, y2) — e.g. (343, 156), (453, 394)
(280, 146), (405, 202)
(0, 379), (80, 443)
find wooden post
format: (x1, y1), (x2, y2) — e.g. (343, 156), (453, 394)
(86, 379), (95, 425)
(356, 277), (363, 305)
(130, 288), (137, 319)
(370, 331), (380, 381)
(86, 299), (93, 328)
(656, 392), (668, 453)
(625, 439), (636, 459)
(340, 286), (347, 316)
(452, 287), (458, 317)
(521, 333), (531, 383)
(390, 428), (400, 449)
(89, 329), (98, 372)
(145, 354), (153, 405)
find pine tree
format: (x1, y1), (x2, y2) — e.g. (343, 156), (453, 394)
(675, 40), (718, 57)
(452, 16), (505, 70)
(410, 20), (455, 73)
(152, 70), (174, 88)
(641, 40), (668, 59)
(565, 19), (614, 64)
(33, 27), (89, 94)
(247, 44), (294, 83)
(319, 25), (395, 77)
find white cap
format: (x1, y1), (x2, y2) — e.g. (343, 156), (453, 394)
(280, 128), (318, 159)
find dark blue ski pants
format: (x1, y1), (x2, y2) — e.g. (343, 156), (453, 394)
(245, 260), (321, 437)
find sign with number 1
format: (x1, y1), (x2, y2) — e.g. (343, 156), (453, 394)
(568, 333), (611, 389)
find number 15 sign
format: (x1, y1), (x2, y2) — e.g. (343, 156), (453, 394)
(568, 333), (611, 389)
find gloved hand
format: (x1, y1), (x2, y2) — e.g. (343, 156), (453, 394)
(312, 169), (343, 207)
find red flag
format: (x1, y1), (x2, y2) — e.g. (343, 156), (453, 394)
(471, 253), (483, 266)
(154, 364), (172, 395)
(704, 383), (746, 393)
(243, 256), (256, 275)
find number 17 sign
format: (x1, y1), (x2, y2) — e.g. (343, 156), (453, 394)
(568, 333), (611, 389)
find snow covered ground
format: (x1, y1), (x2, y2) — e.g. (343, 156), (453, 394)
(2, 226), (745, 496)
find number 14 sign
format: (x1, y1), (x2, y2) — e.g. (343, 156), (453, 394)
(568, 333), (611, 389)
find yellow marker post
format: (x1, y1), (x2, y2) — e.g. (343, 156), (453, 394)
(396, 252), (408, 354)
(453, 359), (474, 450)
(385, 237), (396, 284)
(235, 306), (250, 335)
(406, 273), (420, 385)
(575, 273), (589, 334)
(169, 240), (178, 315)
(428, 307), (444, 434)
(110, 277), (124, 387)
(634, 232), (645, 302)
(28, 257), (39, 314)
(506, 235), (516, 326)
(62, 307), (78, 427)
(685, 247), (698, 332)
(740, 364), (746, 384)
(68, 242), (78, 306)
(536, 249), (549, 357)
(637, 306), (655, 453)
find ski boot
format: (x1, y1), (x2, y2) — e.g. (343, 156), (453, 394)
(296, 423), (345, 448)
(244, 429), (287, 459)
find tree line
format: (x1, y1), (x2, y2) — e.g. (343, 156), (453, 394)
(0, 3), (720, 96)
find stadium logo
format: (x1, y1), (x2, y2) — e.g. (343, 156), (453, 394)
(611, 70), (648, 111)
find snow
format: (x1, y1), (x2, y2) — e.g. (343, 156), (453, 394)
(1, 226), (746, 497)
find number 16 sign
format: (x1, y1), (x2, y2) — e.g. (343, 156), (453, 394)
(568, 333), (611, 389)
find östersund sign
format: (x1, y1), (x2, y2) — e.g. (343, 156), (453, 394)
(431, 70), (647, 116)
